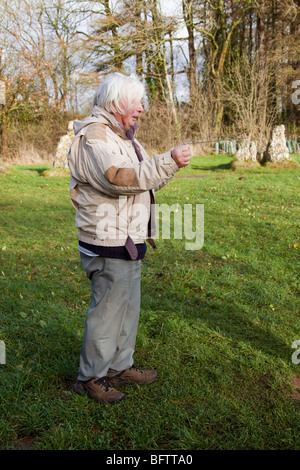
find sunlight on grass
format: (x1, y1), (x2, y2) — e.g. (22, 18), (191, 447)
(0, 158), (300, 450)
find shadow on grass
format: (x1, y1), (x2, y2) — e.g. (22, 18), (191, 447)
(141, 284), (291, 365)
(1, 314), (82, 383)
(190, 161), (233, 171)
(16, 165), (51, 175)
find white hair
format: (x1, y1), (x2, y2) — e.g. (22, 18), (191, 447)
(93, 72), (145, 115)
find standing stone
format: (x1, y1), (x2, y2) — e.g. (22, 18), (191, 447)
(236, 139), (257, 162)
(249, 141), (257, 161)
(53, 121), (74, 169)
(267, 125), (290, 162)
(0, 80), (6, 104)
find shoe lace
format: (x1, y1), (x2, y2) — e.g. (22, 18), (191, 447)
(94, 377), (111, 391)
(129, 364), (144, 374)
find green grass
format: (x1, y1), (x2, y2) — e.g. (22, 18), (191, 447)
(0, 155), (300, 450)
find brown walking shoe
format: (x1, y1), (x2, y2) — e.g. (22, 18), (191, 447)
(108, 364), (158, 386)
(74, 377), (125, 404)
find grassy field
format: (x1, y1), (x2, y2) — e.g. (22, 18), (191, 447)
(0, 154), (299, 450)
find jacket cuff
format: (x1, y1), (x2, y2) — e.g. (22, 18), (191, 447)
(160, 151), (180, 172)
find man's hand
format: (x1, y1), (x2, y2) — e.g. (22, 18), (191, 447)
(171, 144), (191, 168)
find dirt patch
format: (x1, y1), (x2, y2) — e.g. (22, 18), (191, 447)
(287, 376), (300, 400)
(288, 376), (300, 401)
(13, 435), (38, 450)
(42, 168), (70, 177)
(231, 160), (260, 170)
(261, 160), (300, 170)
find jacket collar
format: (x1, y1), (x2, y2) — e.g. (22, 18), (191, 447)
(91, 106), (138, 141)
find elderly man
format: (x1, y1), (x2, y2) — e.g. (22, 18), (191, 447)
(68, 72), (191, 404)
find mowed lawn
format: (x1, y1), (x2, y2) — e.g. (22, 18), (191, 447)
(0, 154), (299, 450)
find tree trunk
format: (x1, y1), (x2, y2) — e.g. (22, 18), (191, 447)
(182, 0), (197, 101)
(256, 1), (268, 142)
(214, 79), (224, 135)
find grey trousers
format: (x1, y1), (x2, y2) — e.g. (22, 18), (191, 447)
(78, 253), (142, 381)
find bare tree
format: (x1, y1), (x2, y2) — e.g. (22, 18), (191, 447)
(182, 0), (197, 101)
(87, 0), (184, 134)
(1, 0), (299, 161)
(222, 57), (277, 147)
(192, 0), (253, 133)
(0, 0), (86, 112)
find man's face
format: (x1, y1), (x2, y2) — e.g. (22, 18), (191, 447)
(113, 101), (144, 131)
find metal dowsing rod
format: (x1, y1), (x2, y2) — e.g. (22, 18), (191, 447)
(184, 134), (247, 145)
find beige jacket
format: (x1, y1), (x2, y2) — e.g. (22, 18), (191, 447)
(68, 106), (179, 247)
